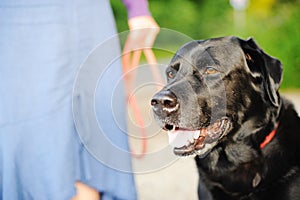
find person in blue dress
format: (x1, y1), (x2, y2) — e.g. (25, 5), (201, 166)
(0, 0), (159, 199)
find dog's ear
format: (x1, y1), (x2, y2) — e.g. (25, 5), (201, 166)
(238, 37), (283, 107)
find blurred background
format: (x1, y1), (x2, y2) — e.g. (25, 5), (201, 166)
(112, 0), (300, 89)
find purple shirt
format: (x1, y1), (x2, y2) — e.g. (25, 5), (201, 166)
(122, 0), (151, 18)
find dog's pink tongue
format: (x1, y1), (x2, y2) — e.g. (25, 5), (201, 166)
(168, 130), (198, 148)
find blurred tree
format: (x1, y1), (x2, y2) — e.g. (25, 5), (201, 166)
(249, 0), (275, 17)
(111, 0), (300, 89)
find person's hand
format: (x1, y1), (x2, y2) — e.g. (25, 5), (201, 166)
(125, 16), (159, 52)
(122, 16), (160, 96)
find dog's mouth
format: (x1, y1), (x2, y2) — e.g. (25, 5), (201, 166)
(164, 117), (231, 157)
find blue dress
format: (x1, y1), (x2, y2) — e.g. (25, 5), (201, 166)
(0, 0), (136, 199)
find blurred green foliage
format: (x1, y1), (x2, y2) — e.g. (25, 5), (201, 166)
(111, 0), (300, 89)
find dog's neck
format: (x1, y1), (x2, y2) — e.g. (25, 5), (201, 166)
(259, 122), (279, 149)
(196, 103), (285, 196)
(196, 97), (300, 196)
(259, 98), (284, 149)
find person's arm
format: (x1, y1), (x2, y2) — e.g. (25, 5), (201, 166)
(121, 0), (159, 47)
(122, 0), (158, 29)
(121, 0), (161, 97)
(122, 0), (150, 19)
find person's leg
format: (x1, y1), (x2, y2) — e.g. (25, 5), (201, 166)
(71, 181), (100, 200)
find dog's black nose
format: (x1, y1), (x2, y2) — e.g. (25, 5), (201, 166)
(151, 90), (179, 113)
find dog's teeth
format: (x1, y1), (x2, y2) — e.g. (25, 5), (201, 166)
(189, 138), (195, 144)
(194, 131), (200, 139)
(219, 119), (225, 128)
(172, 125), (176, 131)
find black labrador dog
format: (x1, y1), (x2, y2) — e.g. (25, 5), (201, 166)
(151, 36), (300, 199)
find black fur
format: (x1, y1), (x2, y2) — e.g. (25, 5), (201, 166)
(151, 36), (300, 199)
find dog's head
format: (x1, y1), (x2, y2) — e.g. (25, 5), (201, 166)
(151, 36), (282, 157)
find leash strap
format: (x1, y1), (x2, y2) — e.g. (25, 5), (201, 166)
(122, 48), (163, 158)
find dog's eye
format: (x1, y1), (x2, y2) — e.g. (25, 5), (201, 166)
(205, 67), (218, 75)
(167, 70), (175, 79)
(166, 63), (180, 79)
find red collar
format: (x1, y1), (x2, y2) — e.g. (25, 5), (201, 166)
(260, 123), (279, 149)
